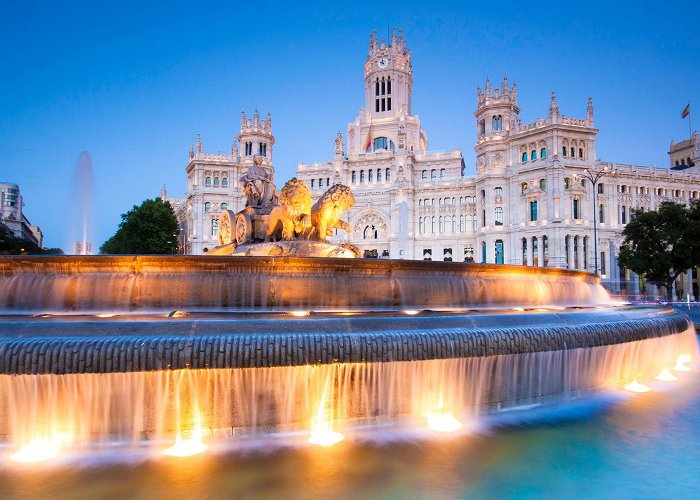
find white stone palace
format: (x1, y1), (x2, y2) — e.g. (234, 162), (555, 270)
(173, 28), (700, 299)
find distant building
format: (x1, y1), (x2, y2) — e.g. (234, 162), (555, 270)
(72, 241), (93, 255)
(669, 131), (699, 171)
(0, 182), (43, 247)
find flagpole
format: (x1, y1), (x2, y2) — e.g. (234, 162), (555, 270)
(689, 102), (692, 140)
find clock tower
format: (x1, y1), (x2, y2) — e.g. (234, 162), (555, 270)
(364, 27), (412, 118)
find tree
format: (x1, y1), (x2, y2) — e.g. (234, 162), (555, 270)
(100, 198), (179, 254)
(0, 223), (63, 255)
(618, 200), (700, 300)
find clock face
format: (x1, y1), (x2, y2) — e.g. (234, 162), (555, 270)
(378, 58), (388, 69)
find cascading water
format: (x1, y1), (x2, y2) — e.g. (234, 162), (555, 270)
(0, 255), (696, 462)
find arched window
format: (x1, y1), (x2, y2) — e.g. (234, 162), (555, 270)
(597, 183), (604, 194)
(492, 115), (503, 132)
(522, 152), (528, 163)
(471, 214), (477, 232)
(431, 169), (436, 179)
(578, 148), (584, 159)
(419, 217), (424, 235)
(205, 177), (212, 186)
(368, 170), (374, 182)
(439, 216), (444, 233)
(422, 170), (427, 179)
(540, 148), (547, 159)
(495, 207), (503, 225)
(495, 187), (503, 196)
(386, 168), (391, 181)
(222, 178), (228, 187)
(311, 179), (315, 189)
(371, 136), (395, 152)
(327, 177), (330, 187)
(460, 215), (465, 232)
(419, 199), (423, 207)
(377, 169), (382, 182)
(531, 150), (537, 161)
(570, 147), (575, 157)
(440, 168), (446, 178)
(259, 143), (267, 156)
(204, 202), (211, 212)
(351, 171), (356, 184)
(562, 146), (567, 157)
(431, 216), (435, 233)
(451, 215), (456, 233)
(360, 170), (365, 183)
(221, 203), (227, 210)
(214, 177), (219, 186)
(438, 198), (443, 206)
(363, 225), (379, 240)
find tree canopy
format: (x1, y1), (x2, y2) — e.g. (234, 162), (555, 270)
(618, 200), (700, 299)
(100, 198), (179, 254)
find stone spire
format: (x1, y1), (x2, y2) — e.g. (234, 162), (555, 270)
(501, 75), (508, 94)
(485, 77), (492, 94)
(510, 82), (517, 103)
(587, 96), (594, 125)
(196, 133), (202, 154)
(253, 108), (260, 126)
(231, 138), (239, 158)
(549, 92), (560, 118)
(189, 144), (194, 159)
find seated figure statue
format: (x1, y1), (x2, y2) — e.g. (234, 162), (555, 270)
(240, 154), (277, 211)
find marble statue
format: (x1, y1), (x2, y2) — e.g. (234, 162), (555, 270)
(240, 154), (277, 210)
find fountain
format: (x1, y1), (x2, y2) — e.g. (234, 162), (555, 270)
(0, 166), (696, 463)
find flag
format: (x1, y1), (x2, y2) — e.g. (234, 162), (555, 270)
(682, 103), (690, 119)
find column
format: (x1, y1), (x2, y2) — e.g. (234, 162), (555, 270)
(537, 236), (544, 267)
(567, 235), (574, 270)
(631, 272), (640, 296)
(686, 269), (695, 301)
(527, 237), (534, 267)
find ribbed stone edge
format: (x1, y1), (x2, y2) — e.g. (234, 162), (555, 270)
(0, 313), (691, 375)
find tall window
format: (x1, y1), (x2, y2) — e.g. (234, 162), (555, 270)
(573, 236), (579, 269)
(562, 146), (567, 157)
(460, 215), (465, 233)
(540, 148), (547, 159)
(522, 152), (528, 163)
(522, 238), (528, 266)
(599, 204), (605, 223)
(578, 148), (583, 159)
(222, 178), (228, 187)
(530, 201), (538, 221)
(479, 120), (486, 135)
(439, 216), (444, 233)
(492, 115), (503, 132)
(495, 187), (503, 196)
(221, 203), (227, 210)
(495, 207), (503, 225)
(597, 183), (604, 194)
(431, 169), (436, 179)
(601, 251), (606, 275)
(377, 169), (382, 182)
(621, 205), (627, 224)
(205, 177), (211, 186)
(245, 142), (252, 156)
(351, 171), (356, 184)
(360, 170), (365, 183)
(422, 170), (427, 179)
(531, 150), (537, 161)
(482, 209), (486, 227)
(582, 236), (588, 270)
(214, 177), (219, 186)
(211, 218), (219, 237)
(471, 214), (477, 232)
(204, 202), (211, 212)
(259, 143), (267, 156)
(532, 237), (539, 267)
(386, 168), (391, 181)
(543, 236), (549, 267)
(363, 225), (378, 239)
(495, 240), (504, 264)
(440, 168), (446, 178)
(481, 242), (487, 264)
(369, 170), (373, 182)
(573, 199), (580, 219)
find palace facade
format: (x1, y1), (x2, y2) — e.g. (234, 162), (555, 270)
(174, 29), (700, 298)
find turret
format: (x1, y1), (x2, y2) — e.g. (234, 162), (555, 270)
(548, 91), (560, 118)
(475, 76), (520, 138)
(364, 26), (413, 117)
(587, 96), (594, 126)
(238, 109), (275, 162)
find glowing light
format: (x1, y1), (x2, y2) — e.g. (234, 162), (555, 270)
(655, 368), (678, 382)
(512, 307), (525, 312)
(95, 313), (117, 318)
(426, 411), (463, 432)
(163, 426), (207, 457)
(290, 311), (310, 317)
(308, 428), (345, 446)
(624, 380), (651, 393)
(403, 310), (420, 315)
(678, 354), (692, 364)
(673, 359), (691, 372)
(10, 438), (62, 463)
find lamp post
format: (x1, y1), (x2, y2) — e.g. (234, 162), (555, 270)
(577, 163), (616, 275)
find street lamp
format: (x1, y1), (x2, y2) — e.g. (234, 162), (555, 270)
(577, 163), (616, 275)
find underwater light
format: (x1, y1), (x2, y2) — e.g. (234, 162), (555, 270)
(624, 380), (651, 393)
(655, 368), (678, 382)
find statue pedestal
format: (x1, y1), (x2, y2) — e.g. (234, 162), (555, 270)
(206, 241), (360, 258)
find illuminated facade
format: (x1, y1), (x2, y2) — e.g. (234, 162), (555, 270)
(0, 182), (43, 247)
(175, 29), (700, 298)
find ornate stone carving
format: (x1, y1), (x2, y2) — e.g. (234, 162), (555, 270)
(307, 184), (356, 240)
(353, 212), (389, 240)
(493, 153), (504, 168)
(240, 155), (278, 210)
(265, 178), (312, 241)
(334, 132), (344, 156)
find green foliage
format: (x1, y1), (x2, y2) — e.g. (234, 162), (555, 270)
(100, 198), (179, 254)
(618, 200), (700, 299)
(0, 224), (63, 255)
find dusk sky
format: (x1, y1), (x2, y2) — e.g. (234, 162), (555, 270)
(1, 0), (698, 251)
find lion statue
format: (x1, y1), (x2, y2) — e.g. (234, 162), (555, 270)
(265, 178), (312, 241)
(305, 184), (355, 241)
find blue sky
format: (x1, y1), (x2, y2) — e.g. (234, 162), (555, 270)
(1, 1), (698, 251)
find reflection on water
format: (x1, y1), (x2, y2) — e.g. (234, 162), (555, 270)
(0, 343), (699, 499)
